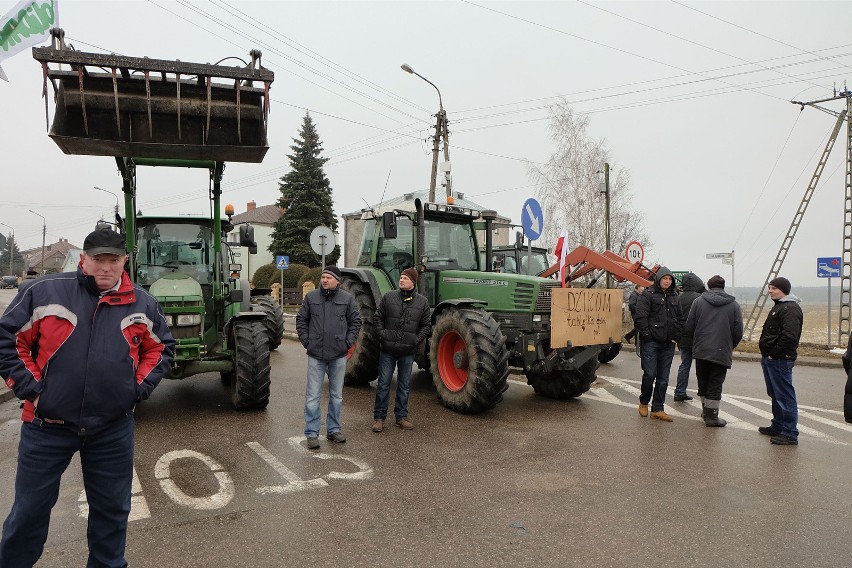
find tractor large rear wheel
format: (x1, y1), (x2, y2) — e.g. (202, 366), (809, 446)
(230, 319), (271, 410)
(341, 277), (380, 386)
(526, 350), (599, 399)
(250, 295), (285, 351)
(429, 308), (509, 413)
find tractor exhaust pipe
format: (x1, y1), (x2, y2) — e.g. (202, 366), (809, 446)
(481, 210), (497, 272)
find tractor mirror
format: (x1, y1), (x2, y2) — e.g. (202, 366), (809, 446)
(239, 224), (258, 254)
(515, 231), (524, 249)
(228, 289), (244, 303)
(382, 212), (397, 239)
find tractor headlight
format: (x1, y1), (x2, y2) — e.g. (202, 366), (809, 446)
(164, 315), (174, 326)
(533, 314), (542, 322)
(176, 314), (202, 326)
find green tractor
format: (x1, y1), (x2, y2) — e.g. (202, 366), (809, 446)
(342, 199), (616, 413)
(34, 34), (283, 409)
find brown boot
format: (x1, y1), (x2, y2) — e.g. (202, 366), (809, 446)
(651, 410), (674, 422)
(372, 420), (385, 433)
(396, 418), (414, 430)
(638, 404), (649, 417)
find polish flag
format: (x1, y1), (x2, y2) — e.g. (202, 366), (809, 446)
(554, 231), (569, 287)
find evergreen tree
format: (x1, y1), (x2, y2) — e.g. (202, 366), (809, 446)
(0, 233), (25, 277)
(269, 113), (340, 268)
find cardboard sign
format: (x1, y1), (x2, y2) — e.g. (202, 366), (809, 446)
(550, 288), (623, 348)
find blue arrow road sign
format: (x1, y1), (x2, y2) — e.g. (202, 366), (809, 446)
(276, 255), (289, 270)
(521, 198), (544, 241)
(817, 256), (841, 278)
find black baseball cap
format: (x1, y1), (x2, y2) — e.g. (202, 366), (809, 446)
(84, 228), (126, 256)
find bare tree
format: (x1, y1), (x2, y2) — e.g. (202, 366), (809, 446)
(527, 99), (651, 285)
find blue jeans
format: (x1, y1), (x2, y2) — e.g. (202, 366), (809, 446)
(374, 351), (415, 421)
(304, 356), (346, 438)
(639, 339), (676, 412)
(0, 413), (135, 568)
(760, 356), (798, 439)
(675, 346), (693, 397)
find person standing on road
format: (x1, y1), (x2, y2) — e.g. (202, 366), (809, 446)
(623, 284), (645, 345)
(682, 275), (743, 427)
(673, 273), (705, 402)
(0, 227), (174, 568)
(634, 267), (684, 422)
(844, 334), (852, 424)
(372, 267), (431, 433)
(296, 265), (361, 450)
(758, 276), (803, 445)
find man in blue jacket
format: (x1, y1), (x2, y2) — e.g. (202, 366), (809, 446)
(0, 227), (174, 568)
(296, 266), (361, 450)
(372, 267), (431, 432)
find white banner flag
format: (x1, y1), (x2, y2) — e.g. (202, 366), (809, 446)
(0, 0), (57, 82)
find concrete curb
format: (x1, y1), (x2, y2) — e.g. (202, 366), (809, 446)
(0, 387), (16, 404)
(621, 343), (843, 369)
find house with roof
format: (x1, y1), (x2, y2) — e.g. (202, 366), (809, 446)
(228, 200), (284, 281)
(21, 238), (81, 275)
(342, 190), (514, 267)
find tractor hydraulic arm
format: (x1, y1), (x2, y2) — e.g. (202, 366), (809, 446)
(541, 246), (658, 287)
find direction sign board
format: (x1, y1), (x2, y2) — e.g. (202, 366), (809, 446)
(706, 252), (732, 260)
(624, 241), (644, 264)
(276, 255), (289, 270)
(521, 198), (543, 241)
(671, 270), (690, 285)
(817, 256), (841, 278)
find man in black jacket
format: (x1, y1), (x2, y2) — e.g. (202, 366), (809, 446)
(372, 268), (431, 432)
(296, 266), (362, 450)
(634, 267), (684, 422)
(758, 276), (803, 445)
(674, 273), (705, 401)
(682, 275), (743, 427)
(843, 335), (852, 424)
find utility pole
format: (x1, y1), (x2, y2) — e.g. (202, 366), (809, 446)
(600, 163), (612, 289)
(29, 210), (46, 276)
(429, 113), (441, 202)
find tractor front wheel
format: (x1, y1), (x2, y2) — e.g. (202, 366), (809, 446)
(428, 308), (509, 413)
(341, 277), (380, 386)
(526, 350), (599, 399)
(250, 295), (285, 351)
(230, 319), (271, 410)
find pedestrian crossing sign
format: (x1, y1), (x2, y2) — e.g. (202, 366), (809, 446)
(276, 256), (289, 270)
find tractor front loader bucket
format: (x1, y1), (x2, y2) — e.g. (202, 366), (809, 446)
(32, 36), (274, 163)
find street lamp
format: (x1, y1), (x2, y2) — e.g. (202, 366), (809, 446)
(401, 63), (451, 202)
(94, 186), (120, 219)
(29, 210), (46, 276)
(0, 222), (12, 275)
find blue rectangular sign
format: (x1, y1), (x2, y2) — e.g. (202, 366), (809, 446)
(276, 255), (289, 270)
(817, 257), (841, 278)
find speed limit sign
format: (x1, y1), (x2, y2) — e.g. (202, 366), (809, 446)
(625, 241), (644, 264)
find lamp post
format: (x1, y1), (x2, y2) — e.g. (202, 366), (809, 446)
(0, 222), (12, 275)
(401, 63), (451, 202)
(94, 185), (120, 219)
(599, 163), (612, 289)
(29, 210), (46, 276)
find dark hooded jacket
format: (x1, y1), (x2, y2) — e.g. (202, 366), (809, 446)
(842, 335), (851, 423)
(758, 294), (803, 361)
(373, 288), (431, 358)
(676, 273), (705, 349)
(682, 288), (743, 368)
(634, 267), (684, 344)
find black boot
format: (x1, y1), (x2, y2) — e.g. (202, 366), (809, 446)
(704, 407), (727, 428)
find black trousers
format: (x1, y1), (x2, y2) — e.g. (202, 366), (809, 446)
(695, 359), (728, 402)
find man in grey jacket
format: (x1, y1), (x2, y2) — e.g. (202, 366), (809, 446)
(682, 275), (743, 427)
(296, 266), (362, 450)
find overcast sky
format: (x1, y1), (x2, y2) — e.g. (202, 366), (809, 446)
(2, 0), (851, 289)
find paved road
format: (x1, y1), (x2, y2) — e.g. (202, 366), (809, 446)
(0, 288), (850, 566)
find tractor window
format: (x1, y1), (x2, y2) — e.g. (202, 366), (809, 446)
(423, 220), (478, 271)
(135, 222), (214, 285)
(376, 216), (414, 282)
(357, 221), (377, 266)
(521, 251), (550, 275)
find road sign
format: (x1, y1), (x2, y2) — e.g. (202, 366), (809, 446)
(276, 255), (289, 270)
(706, 252), (732, 260)
(671, 270), (690, 285)
(624, 241), (644, 264)
(309, 226), (336, 256)
(521, 198), (543, 241)
(817, 256), (841, 278)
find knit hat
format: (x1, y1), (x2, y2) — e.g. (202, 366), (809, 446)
(83, 227), (126, 256)
(768, 276), (791, 296)
(322, 265), (342, 282)
(401, 267), (419, 287)
(707, 275), (725, 290)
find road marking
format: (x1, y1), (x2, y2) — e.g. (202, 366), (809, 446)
(247, 441), (329, 495)
(286, 436), (374, 480)
(155, 449), (234, 510)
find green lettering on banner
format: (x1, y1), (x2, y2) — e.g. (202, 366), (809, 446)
(0, 0), (54, 53)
